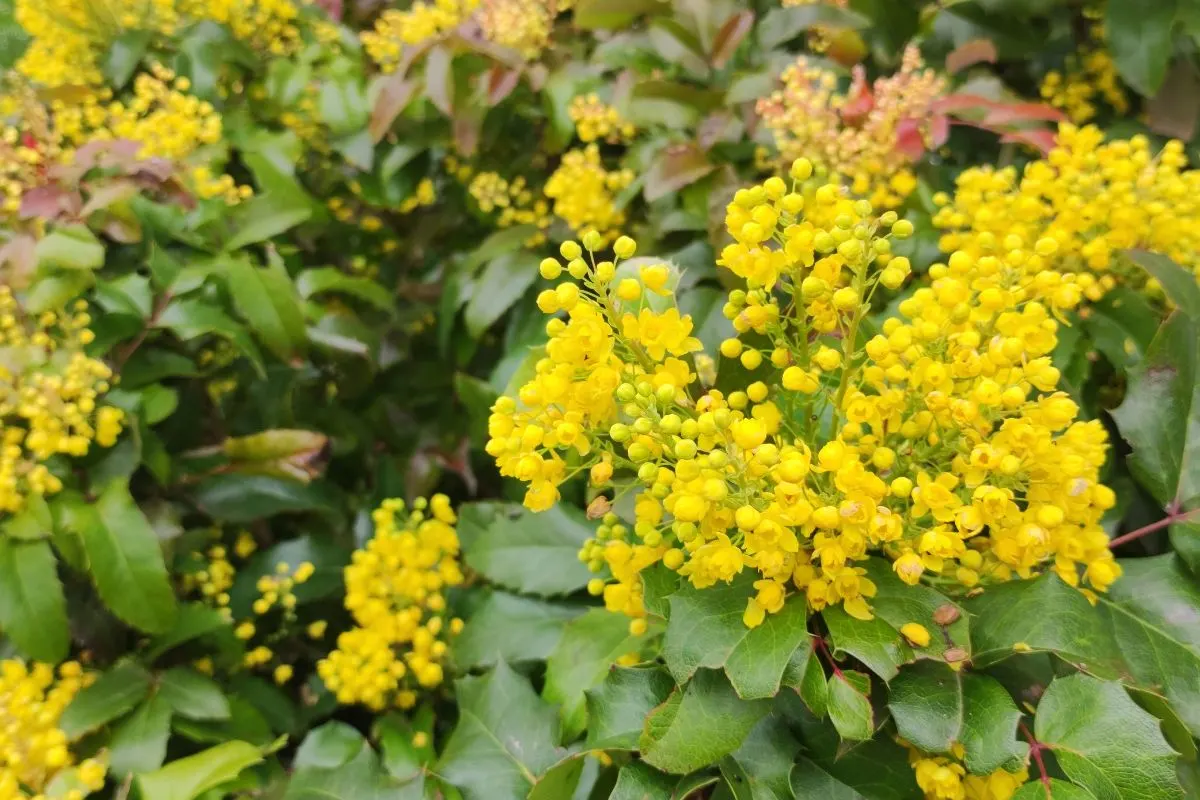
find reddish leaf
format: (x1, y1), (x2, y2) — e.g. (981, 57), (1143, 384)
(313, 0), (342, 18)
(19, 185), (76, 220)
(710, 11), (754, 69)
(998, 128), (1059, 155)
(453, 111), (482, 157)
(425, 45), (454, 116)
(934, 94), (1065, 124)
(945, 38), (997, 75)
(929, 114), (950, 149)
(486, 65), (521, 106)
(370, 74), (420, 142)
(0, 234), (37, 288)
(893, 118), (926, 161)
(840, 67), (874, 125)
(643, 142), (715, 202)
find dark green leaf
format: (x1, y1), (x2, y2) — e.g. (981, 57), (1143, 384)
(1125, 251), (1200, 320)
(457, 502), (594, 596)
(1036, 674), (1182, 800)
(136, 740), (264, 800)
(464, 252), (537, 338)
(782, 643), (827, 717)
(887, 662), (1026, 773)
(861, 559), (970, 662)
(721, 713), (799, 800)
(1106, 0), (1177, 96)
(222, 254), (308, 360)
(157, 298), (265, 376)
(65, 481), (177, 634)
(159, 668), (231, 721)
(224, 193), (311, 251)
(827, 670), (874, 741)
(144, 604), (229, 661)
(193, 475), (340, 522)
(544, 609), (642, 740)
(585, 665), (676, 751)
(758, 5), (868, 50)
(454, 591), (582, 668)
(0, 537), (68, 662)
(60, 662), (153, 739)
(297, 268), (394, 312)
(110, 694), (172, 776)
(789, 759), (867, 800)
(823, 607), (911, 682)
(662, 578), (810, 699)
(103, 30), (151, 88)
(609, 762), (676, 800)
(437, 662), (574, 800)
(639, 669), (769, 775)
(293, 722), (365, 770)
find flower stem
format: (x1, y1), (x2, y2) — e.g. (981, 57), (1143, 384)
(1108, 507), (1198, 549)
(1019, 722), (1052, 798)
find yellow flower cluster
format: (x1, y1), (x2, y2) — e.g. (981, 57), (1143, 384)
(479, 0), (564, 60)
(239, 560), (315, 685)
(362, 0), (479, 73)
(15, 0), (304, 88)
(0, 82), (61, 217)
(544, 145), (634, 246)
(1039, 19), (1128, 124)
(569, 94), (636, 144)
(933, 124), (1200, 291)
(317, 495), (465, 711)
(758, 46), (945, 209)
(489, 160), (1120, 634)
(0, 660), (106, 800)
(0, 292), (124, 515)
(181, 538), (237, 619)
(911, 747), (1028, 800)
(462, 168), (552, 246)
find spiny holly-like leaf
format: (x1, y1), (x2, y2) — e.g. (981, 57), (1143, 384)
(789, 758), (868, 800)
(456, 502), (594, 597)
(436, 662), (577, 800)
(544, 609), (642, 741)
(1106, 0), (1175, 96)
(1101, 555), (1200, 737)
(719, 713), (797, 800)
(662, 576), (810, 698)
(861, 559), (970, 662)
(887, 662), (1027, 774)
(1035, 674), (1182, 800)
(823, 607), (911, 682)
(1010, 779), (1099, 800)
(639, 669), (769, 775)
(1125, 251), (1200, 319)
(585, 665), (676, 751)
(827, 670), (874, 741)
(782, 642), (827, 717)
(454, 591), (582, 668)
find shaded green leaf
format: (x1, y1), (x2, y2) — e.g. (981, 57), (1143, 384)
(721, 713), (798, 800)
(1125, 250), (1200, 320)
(1106, 0), (1176, 96)
(457, 502), (594, 596)
(585, 665), (676, 751)
(159, 668), (230, 721)
(789, 758), (868, 800)
(0, 537), (68, 662)
(464, 252), (537, 338)
(193, 475), (340, 522)
(157, 298), (265, 376)
(222, 254), (307, 360)
(110, 693), (172, 776)
(293, 722), (365, 770)
(225, 193), (311, 251)
(828, 670), (874, 741)
(297, 268), (394, 312)
(60, 662), (153, 739)
(454, 591), (582, 668)
(544, 609), (642, 741)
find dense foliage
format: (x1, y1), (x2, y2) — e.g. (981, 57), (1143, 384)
(0, 1), (1199, 799)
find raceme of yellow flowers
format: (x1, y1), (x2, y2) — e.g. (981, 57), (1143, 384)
(0, 660), (106, 800)
(361, 0), (480, 73)
(758, 46), (946, 210)
(318, 495), (465, 711)
(488, 157), (1120, 636)
(15, 0), (305, 90)
(933, 124), (1200, 292)
(479, 0), (571, 61)
(461, 167), (553, 246)
(569, 94), (636, 145)
(544, 145), (635, 246)
(1039, 18), (1129, 124)
(910, 744), (1029, 800)
(0, 291), (124, 515)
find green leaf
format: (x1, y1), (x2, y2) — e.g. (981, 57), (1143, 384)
(860, 559), (971, 662)
(297, 268), (394, 312)
(159, 668), (231, 721)
(585, 665), (676, 751)
(136, 740), (264, 800)
(144, 604), (229, 661)
(1010, 780), (1099, 800)
(1106, 0), (1177, 96)
(721, 713), (800, 800)
(3, 493), (51, 541)
(782, 643), (827, 717)
(827, 670), (874, 741)
(157, 298), (265, 376)
(110, 693), (172, 776)
(103, 29), (151, 88)
(221, 254), (307, 360)
(1101, 555), (1200, 737)
(293, 722), (364, 770)
(662, 577), (810, 698)
(573, 0), (666, 29)
(376, 710), (435, 781)
(65, 481), (177, 634)
(789, 759), (868, 800)
(437, 662), (575, 800)
(35, 226), (104, 270)
(887, 662), (1026, 773)
(286, 743), (424, 800)
(609, 762), (676, 800)
(193, 475), (340, 522)
(823, 606), (911, 682)
(454, 591), (582, 668)
(544, 609), (642, 741)
(228, 535), (348, 616)
(457, 502), (594, 596)
(757, 5), (868, 50)
(60, 662), (153, 739)
(1125, 250), (1200, 319)
(1112, 312), (1198, 510)
(225, 193), (311, 251)
(639, 669), (770, 775)
(464, 252), (537, 338)
(1035, 674), (1182, 800)
(0, 537), (68, 662)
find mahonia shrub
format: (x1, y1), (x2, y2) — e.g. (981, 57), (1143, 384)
(489, 158), (1120, 635)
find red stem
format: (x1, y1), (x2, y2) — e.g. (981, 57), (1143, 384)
(812, 634), (844, 679)
(1020, 722), (1052, 798)
(1108, 508), (1197, 549)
